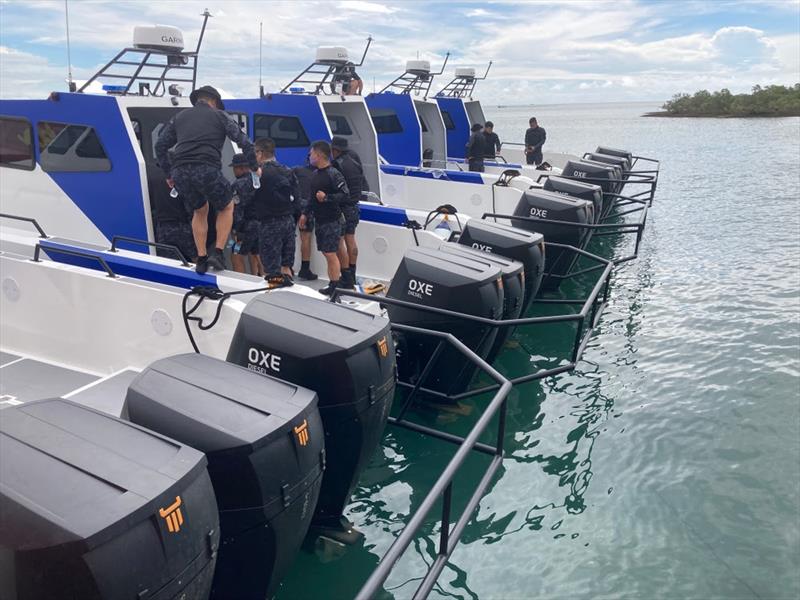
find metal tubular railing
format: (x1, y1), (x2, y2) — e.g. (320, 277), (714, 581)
(32, 243), (116, 278)
(0, 213), (48, 238)
(354, 324), (512, 600)
(109, 235), (191, 266)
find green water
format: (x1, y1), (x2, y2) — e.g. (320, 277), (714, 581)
(278, 103), (800, 599)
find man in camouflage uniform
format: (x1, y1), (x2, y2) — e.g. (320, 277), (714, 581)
(252, 138), (298, 288)
(147, 162), (196, 261)
(155, 85), (259, 273)
(229, 154), (263, 275)
(305, 140), (349, 296)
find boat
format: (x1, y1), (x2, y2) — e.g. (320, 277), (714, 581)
(0, 14), (653, 599)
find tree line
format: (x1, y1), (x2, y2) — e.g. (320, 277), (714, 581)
(660, 84), (800, 117)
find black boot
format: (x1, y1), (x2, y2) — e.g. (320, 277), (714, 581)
(319, 280), (339, 296)
(339, 268), (355, 290)
(206, 248), (226, 271)
(195, 255), (209, 274)
(298, 260), (318, 281)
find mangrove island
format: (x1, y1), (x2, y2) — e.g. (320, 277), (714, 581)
(644, 84), (800, 118)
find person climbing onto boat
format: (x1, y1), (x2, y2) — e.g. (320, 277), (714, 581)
(292, 155), (318, 281)
(466, 123), (487, 172)
(229, 153), (263, 276)
(252, 138), (299, 289)
(483, 121), (502, 159)
(304, 140), (349, 296)
(147, 162), (196, 262)
(155, 85), (260, 274)
(524, 117), (546, 166)
(331, 136), (365, 290)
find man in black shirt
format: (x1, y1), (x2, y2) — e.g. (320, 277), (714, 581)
(293, 157), (317, 281)
(229, 154), (262, 276)
(483, 121), (502, 160)
(155, 85), (260, 273)
(252, 138), (298, 288)
(524, 117), (546, 166)
(147, 162), (195, 262)
(465, 123), (487, 172)
(303, 140), (349, 296)
(331, 136), (365, 289)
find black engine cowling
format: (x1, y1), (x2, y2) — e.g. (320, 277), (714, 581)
(542, 175), (604, 223)
(438, 241), (525, 363)
(512, 188), (593, 291)
(225, 293), (396, 543)
(562, 159), (621, 198)
(457, 219), (544, 312)
(387, 246), (504, 398)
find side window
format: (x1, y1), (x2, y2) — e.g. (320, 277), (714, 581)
(419, 116), (429, 133)
(0, 116), (35, 170)
(441, 110), (455, 130)
(368, 108), (403, 134)
(229, 112), (249, 136)
(38, 121), (111, 172)
(253, 114), (310, 148)
(327, 114), (353, 135)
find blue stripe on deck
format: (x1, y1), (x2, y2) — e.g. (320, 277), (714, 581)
(358, 203), (409, 226)
(380, 164), (484, 184)
(39, 239), (217, 290)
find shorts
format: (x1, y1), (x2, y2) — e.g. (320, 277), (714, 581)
(315, 219), (343, 254)
(259, 215), (296, 276)
(296, 212), (315, 233)
(234, 220), (260, 255)
(526, 150), (543, 166)
(172, 163), (232, 212)
(156, 221), (196, 261)
(341, 203), (360, 235)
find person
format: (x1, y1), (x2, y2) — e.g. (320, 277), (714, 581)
(229, 153), (263, 276)
(155, 84), (260, 273)
(331, 136), (365, 289)
(465, 123), (487, 172)
(292, 155), (318, 281)
(347, 68), (363, 96)
(483, 121), (502, 160)
(524, 117), (547, 166)
(147, 162), (196, 262)
(252, 138), (298, 288)
(304, 140), (349, 296)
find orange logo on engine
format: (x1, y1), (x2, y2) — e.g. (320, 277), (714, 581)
(159, 496), (184, 533)
(377, 336), (389, 358)
(294, 419), (309, 446)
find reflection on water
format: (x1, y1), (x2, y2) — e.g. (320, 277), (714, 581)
(277, 104), (800, 600)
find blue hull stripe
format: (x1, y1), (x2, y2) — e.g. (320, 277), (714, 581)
(380, 164), (484, 184)
(39, 239), (217, 289)
(359, 203), (409, 226)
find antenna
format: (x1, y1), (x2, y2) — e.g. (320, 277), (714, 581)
(355, 36), (373, 67)
(64, 0), (75, 91)
(258, 21), (263, 97)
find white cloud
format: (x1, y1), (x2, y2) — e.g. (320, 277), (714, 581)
(337, 1), (396, 14)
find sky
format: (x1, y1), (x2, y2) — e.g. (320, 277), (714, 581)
(0, 0), (798, 105)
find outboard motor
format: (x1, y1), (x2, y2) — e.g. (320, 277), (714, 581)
(584, 152), (631, 176)
(561, 159), (621, 203)
(457, 219), (545, 313)
(512, 189), (594, 291)
(387, 246), (504, 398)
(543, 175), (604, 223)
(125, 354), (323, 600)
(438, 242), (525, 363)
(226, 293), (396, 545)
(0, 398), (220, 600)
(595, 146), (633, 164)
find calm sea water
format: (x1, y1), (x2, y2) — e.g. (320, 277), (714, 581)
(278, 102), (800, 599)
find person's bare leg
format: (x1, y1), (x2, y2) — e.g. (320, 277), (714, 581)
(324, 252), (341, 282)
(215, 202), (234, 250)
(337, 238), (349, 272)
(345, 233), (358, 269)
(249, 254), (262, 276)
(192, 202), (209, 257)
(300, 231), (312, 261)
(231, 252), (245, 273)
(281, 265), (292, 276)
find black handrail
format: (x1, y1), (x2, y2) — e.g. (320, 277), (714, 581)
(33, 243), (116, 278)
(109, 235), (191, 266)
(0, 213), (47, 238)
(355, 324), (512, 600)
